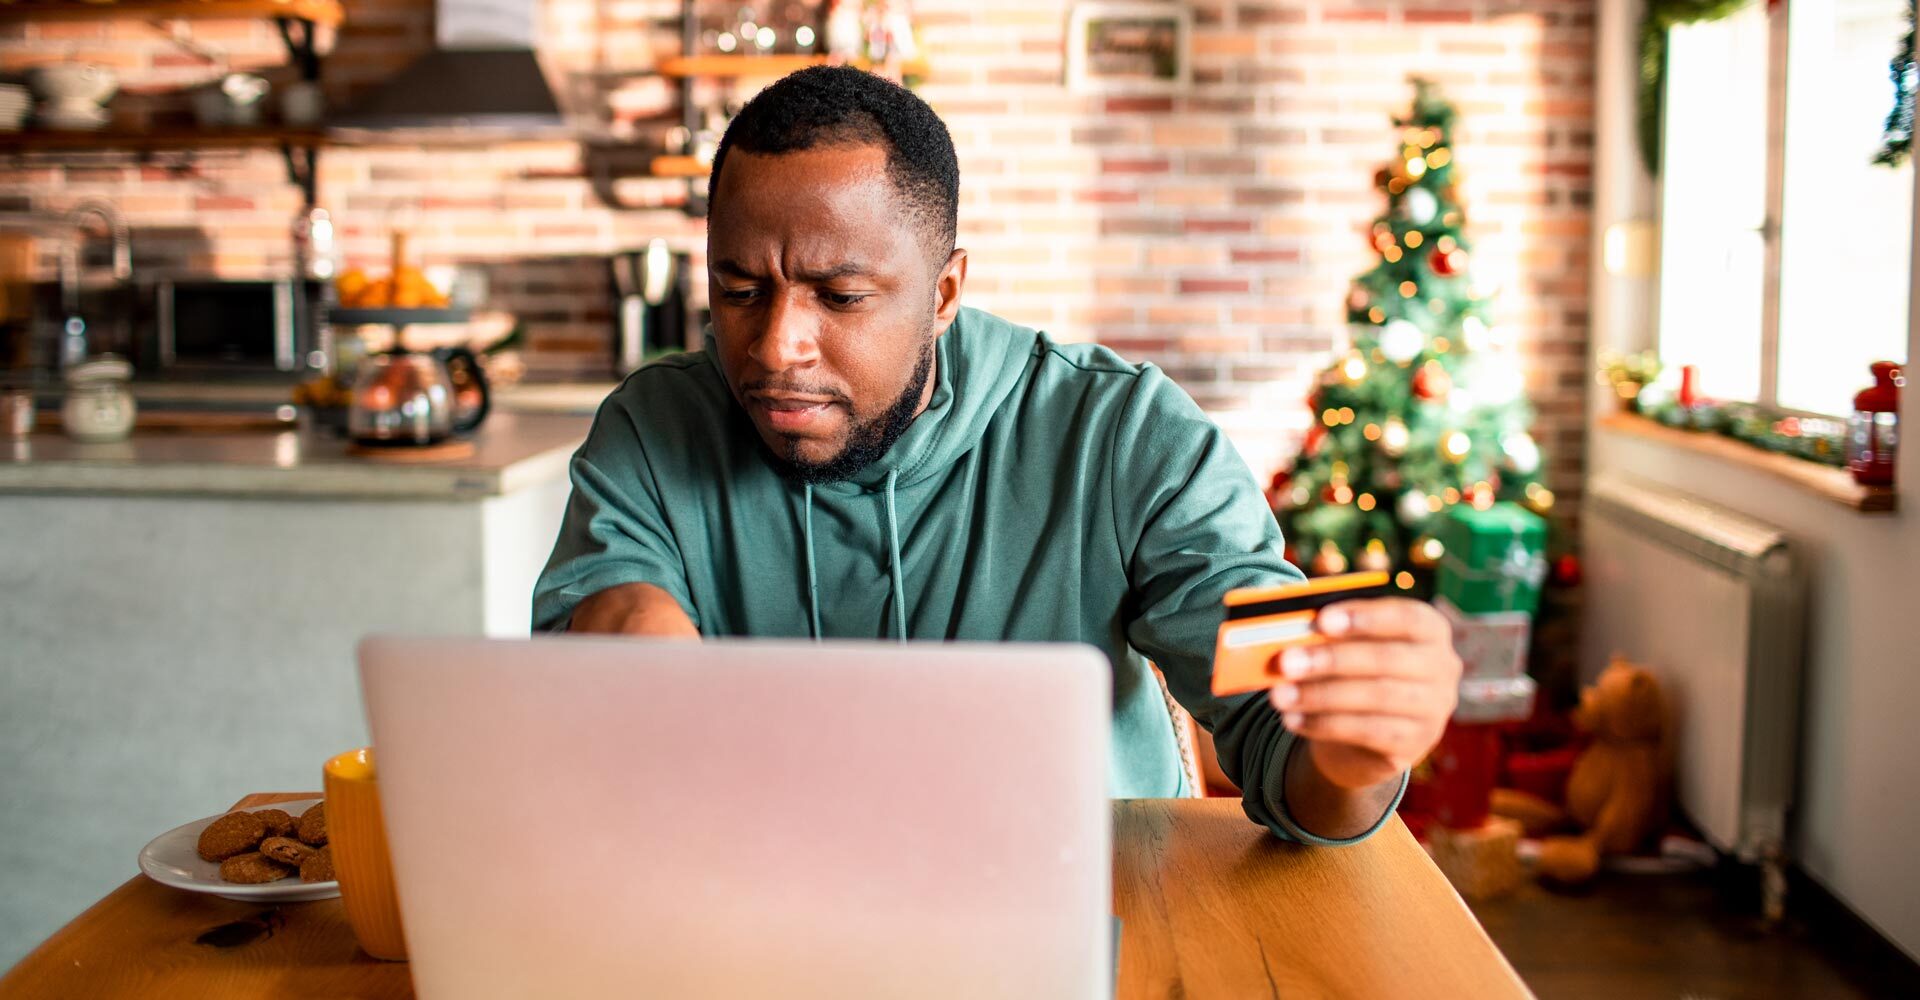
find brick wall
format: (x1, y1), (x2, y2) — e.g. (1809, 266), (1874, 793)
(0, 0), (1592, 505)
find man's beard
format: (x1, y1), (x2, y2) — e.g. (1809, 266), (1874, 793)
(763, 340), (935, 485)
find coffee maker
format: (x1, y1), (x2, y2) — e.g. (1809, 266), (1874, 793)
(609, 240), (690, 376)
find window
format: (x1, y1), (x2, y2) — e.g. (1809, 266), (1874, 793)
(1657, 0), (1912, 417)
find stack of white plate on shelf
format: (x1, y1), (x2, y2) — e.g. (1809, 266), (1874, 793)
(0, 85), (29, 132)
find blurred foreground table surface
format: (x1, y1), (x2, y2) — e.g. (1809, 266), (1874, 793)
(1, 794), (1529, 999)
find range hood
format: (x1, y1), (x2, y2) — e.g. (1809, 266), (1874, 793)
(334, 0), (565, 133)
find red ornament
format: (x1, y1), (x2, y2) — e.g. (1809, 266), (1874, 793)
(1678, 364), (1701, 409)
(1306, 388), (1323, 414)
(1553, 553), (1582, 587)
(1304, 424), (1326, 456)
(1429, 247), (1465, 277)
(1413, 362), (1452, 401)
(1849, 361), (1903, 487)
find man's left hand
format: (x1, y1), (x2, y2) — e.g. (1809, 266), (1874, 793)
(1267, 598), (1461, 790)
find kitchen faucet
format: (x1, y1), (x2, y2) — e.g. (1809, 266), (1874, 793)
(58, 199), (132, 369)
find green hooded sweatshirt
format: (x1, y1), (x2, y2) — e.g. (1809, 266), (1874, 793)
(533, 306), (1403, 846)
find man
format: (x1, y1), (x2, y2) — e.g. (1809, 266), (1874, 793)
(534, 67), (1461, 845)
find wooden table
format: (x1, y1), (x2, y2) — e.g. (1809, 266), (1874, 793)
(1, 794), (1530, 999)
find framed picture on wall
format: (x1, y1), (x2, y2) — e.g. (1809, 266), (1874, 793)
(1066, 2), (1193, 93)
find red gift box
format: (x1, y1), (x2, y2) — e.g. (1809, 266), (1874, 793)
(1428, 720), (1504, 830)
(1500, 746), (1580, 805)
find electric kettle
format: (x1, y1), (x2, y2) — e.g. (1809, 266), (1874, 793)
(346, 345), (489, 446)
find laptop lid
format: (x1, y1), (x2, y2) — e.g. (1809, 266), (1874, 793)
(358, 635), (1112, 999)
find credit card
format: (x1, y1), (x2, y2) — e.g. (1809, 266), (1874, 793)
(1210, 572), (1394, 697)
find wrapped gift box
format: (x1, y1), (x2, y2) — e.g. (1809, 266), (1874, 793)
(1436, 597), (1536, 724)
(1435, 597), (1531, 681)
(1428, 816), (1525, 900)
(1434, 502), (1548, 615)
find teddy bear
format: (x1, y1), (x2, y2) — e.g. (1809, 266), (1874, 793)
(1491, 656), (1671, 884)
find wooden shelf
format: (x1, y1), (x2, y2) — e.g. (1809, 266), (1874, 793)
(0, 0), (343, 26)
(0, 126), (326, 152)
(648, 155), (707, 177)
(1598, 412), (1897, 513)
(656, 54), (930, 79)
(657, 54), (825, 78)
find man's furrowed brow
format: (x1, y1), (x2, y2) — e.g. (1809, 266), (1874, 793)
(713, 258), (881, 283)
(790, 262), (879, 283)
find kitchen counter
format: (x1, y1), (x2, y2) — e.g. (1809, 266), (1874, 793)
(0, 413), (590, 967)
(119, 378), (619, 417)
(0, 412), (589, 499)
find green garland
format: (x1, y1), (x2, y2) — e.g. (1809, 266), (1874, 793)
(1875, 0), (1917, 166)
(1637, 0), (1754, 173)
(1640, 399), (1850, 467)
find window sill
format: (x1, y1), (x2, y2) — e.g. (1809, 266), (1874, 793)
(1597, 413), (1898, 514)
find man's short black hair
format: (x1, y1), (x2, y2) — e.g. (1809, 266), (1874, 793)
(710, 66), (960, 260)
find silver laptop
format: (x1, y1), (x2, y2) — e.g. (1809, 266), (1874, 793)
(358, 635), (1112, 999)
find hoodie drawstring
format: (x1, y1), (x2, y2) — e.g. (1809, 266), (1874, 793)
(884, 468), (906, 642)
(799, 472), (908, 643)
(802, 482), (822, 640)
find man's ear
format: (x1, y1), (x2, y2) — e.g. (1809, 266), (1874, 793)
(933, 248), (968, 336)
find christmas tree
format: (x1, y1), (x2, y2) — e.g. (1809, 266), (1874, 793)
(1270, 80), (1551, 588)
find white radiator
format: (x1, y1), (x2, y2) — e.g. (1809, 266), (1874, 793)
(1581, 477), (1805, 862)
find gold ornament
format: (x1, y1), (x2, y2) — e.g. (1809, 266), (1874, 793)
(1404, 230), (1424, 249)
(1419, 130), (1438, 150)
(1338, 407), (1355, 424)
(1383, 246), (1403, 263)
(1427, 147), (1452, 168)
(1363, 422), (1383, 442)
(1526, 482), (1556, 513)
(1311, 540), (1349, 576)
(1432, 335), (1451, 353)
(1322, 408), (1340, 427)
(1342, 353), (1368, 382)
(1368, 307), (1386, 324)
(1399, 280), (1418, 298)
(1356, 539), (1392, 573)
(1394, 571), (1416, 590)
(1357, 492), (1377, 512)
(1388, 178), (1407, 194)
(1381, 417), (1410, 457)
(1405, 156), (1427, 180)
(1437, 235), (1458, 253)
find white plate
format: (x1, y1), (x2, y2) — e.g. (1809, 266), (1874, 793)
(138, 798), (339, 903)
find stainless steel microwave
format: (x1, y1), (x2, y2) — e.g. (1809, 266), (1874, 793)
(151, 278), (321, 373)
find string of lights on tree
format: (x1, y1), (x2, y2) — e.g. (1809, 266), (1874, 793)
(1269, 80), (1551, 592)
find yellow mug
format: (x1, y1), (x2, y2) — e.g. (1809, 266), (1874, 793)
(323, 747), (408, 961)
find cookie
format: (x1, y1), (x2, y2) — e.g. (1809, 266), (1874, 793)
(197, 811), (268, 863)
(296, 802), (327, 847)
(219, 852), (293, 884)
(260, 836), (314, 867)
(299, 845), (335, 883)
(254, 808), (296, 839)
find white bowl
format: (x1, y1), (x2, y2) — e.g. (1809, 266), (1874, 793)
(27, 64), (117, 107)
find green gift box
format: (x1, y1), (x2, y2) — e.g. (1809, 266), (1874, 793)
(1433, 502), (1548, 615)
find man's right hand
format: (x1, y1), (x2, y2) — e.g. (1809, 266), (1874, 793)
(567, 582), (700, 637)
